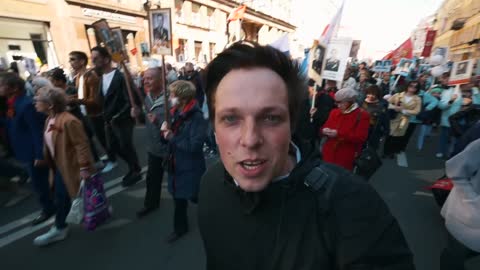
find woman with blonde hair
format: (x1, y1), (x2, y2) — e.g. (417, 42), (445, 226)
(161, 80), (207, 243)
(32, 86), (96, 246)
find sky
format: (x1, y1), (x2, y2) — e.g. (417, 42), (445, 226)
(292, 0), (445, 60)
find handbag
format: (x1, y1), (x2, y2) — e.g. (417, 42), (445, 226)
(66, 180), (84, 224)
(83, 174), (111, 231)
(353, 113), (382, 180)
(354, 145), (382, 180)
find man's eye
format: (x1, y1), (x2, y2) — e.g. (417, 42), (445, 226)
(222, 115), (238, 124)
(263, 115), (281, 123)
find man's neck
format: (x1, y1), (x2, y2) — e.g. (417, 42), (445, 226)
(73, 67), (87, 76)
(150, 90), (163, 99)
(103, 66), (114, 74)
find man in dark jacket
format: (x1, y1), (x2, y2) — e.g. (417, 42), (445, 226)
(91, 46), (141, 186)
(199, 43), (415, 270)
(179, 62), (204, 106)
(136, 67), (169, 218)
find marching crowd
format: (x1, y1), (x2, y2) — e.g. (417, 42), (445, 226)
(1, 42), (480, 269)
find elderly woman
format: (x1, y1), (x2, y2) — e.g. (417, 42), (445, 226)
(320, 87), (370, 171)
(31, 76), (53, 95)
(383, 81), (422, 159)
(33, 86), (96, 246)
(161, 80), (207, 243)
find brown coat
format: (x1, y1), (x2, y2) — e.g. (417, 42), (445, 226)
(44, 112), (96, 198)
(388, 92), (422, 137)
(75, 68), (102, 116)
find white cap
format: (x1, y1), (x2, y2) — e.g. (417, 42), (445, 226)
(334, 87), (358, 102)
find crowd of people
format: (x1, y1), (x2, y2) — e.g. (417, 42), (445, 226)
(1, 42), (480, 269)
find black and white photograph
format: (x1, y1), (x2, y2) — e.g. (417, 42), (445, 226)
(449, 59), (474, 85)
(456, 62), (468, 75)
(324, 48), (340, 72)
(149, 8), (173, 56)
(311, 45), (325, 74)
(111, 27), (127, 62)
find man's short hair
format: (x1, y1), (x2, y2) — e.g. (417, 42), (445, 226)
(0, 72), (25, 93)
(204, 42), (305, 129)
(48, 68), (67, 83)
(69, 51), (88, 64)
(91, 46), (112, 62)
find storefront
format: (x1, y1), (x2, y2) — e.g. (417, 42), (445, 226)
(0, 17), (58, 77)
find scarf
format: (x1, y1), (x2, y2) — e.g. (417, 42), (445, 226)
(6, 95), (18, 118)
(170, 99), (197, 135)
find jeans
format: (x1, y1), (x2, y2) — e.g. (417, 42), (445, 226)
(416, 124), (432, 150)
(54, 170), (71, 229)
(28, 162), (55, 216)
(437, 127), (451, 156)
(0, 158), (28, 178)
(174, 198), (188, 234)
(144, 153), (165, 209)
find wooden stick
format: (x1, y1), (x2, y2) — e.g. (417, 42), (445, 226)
(161, 55), (170, 127)
(391, 75), (401, 94)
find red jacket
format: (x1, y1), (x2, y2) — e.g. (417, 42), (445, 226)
(320, 107), (370, 171)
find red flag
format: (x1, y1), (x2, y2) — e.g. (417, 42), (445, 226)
(227, 5), (246, 22)
(130, 47), (138, 56)
(421, 30), (437, 57)
(383, 38), (413, 65)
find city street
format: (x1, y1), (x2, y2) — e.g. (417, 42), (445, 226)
(0, 126), (448, 270)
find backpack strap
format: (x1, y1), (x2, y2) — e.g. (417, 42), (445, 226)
(304, 161), (354, 269)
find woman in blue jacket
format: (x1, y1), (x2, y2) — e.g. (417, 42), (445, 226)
(161, 80), (207, 243)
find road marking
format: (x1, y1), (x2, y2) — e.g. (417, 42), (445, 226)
(397, 152), (408, 168)
(0, 166), (147, 248)
(413, 191), (434, 197)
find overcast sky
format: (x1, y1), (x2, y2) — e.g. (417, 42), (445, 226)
(292, 0), (445, 60)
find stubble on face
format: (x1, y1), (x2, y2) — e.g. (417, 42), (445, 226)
(213, 68), (293, 192)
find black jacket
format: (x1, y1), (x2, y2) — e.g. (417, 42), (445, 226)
(295, 93), (335, 144)
(198, 142), (415, 270)
(99, 69), (132, 123)
(449, 104), (480, 138)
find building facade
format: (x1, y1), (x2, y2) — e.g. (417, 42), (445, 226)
(0, 0), (295, 75)
(432, 0), (480, 61)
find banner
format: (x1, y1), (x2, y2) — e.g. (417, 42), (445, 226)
(322, 38), (353, 81)
(421, 30), (436, 57)
(383, 38), (413, 65)
(319, 0), (344, 46)
(449, 59), (474, 85)
(372, 60), (392, 73)
(349, 40), (361, 58)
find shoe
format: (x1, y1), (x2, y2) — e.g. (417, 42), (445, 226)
(121, 172), (142, 187)
(136, 207), (158, 218)
(33, 226), (68, 246)
(435, 153), (444, 159)
(32, 212), (54, 226)
(94, 161), (105, 170)
(100, 155), (109, 161)
(101, 161), (118, 173)
(166, 232), (186, 244)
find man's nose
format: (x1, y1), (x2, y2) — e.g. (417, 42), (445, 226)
(240, 119), (263, 149)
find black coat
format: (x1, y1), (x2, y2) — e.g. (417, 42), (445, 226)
(294, 93), (335, 144)
(99, 70), (132, 123)
(198, 142), (415, 270)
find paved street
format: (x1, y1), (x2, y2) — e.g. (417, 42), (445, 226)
(0, 126), (448, 270)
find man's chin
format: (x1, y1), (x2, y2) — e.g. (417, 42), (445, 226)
(236, 179), (270, 193)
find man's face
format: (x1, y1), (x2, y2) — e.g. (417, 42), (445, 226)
(69, 55), (83, 71)
(214, 68), (292, 192)
(143, 69), (163, 93)
(185, 65), (195, 79)
(91, 51), (106, 72)
(383, 73), (391, 82)
(154, 15), (164, 28)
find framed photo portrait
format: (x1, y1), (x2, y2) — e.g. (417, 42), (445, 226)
(92, 19), (125, 62)
(111, 27), (127, 62)
(149, 8), (173, 56)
